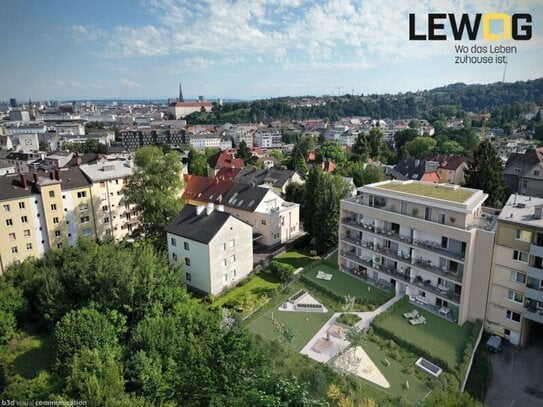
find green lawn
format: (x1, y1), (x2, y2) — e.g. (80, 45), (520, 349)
(302, 263), (393, 305)
(376, 182), (474, 203)
(275, 249), (318, 269)
(246, 295), (333, 351)
(357, 341), (431, 405)
(373, 301), (474, 370)
(212, 273), (282, 317)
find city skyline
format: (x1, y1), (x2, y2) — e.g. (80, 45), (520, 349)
(1, 0), (542, 101)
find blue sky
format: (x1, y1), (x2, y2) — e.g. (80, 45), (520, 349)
(1, 0), (542, 101)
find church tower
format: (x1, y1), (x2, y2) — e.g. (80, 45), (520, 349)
(178, 83), (184, 102)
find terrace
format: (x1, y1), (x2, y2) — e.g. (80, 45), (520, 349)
(375, 182), (475, 203)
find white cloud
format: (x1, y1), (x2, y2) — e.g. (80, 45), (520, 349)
(67, 24), (106, 43)
(120, 79), (143, 89)
(55, 79), (86, 89)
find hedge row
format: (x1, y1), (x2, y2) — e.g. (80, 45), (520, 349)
(457, 319), (483, 385)
(299, 274), (376, 306)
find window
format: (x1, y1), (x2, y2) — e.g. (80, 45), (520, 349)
(9, 233), (16, 241)
(23, 229), (30, 237)
(11, 247), (18, 254)
(425, 207), (432, 221)
(513, 250), (528, 263)
(172, 253), (178, 261)
(104, 217), (110, 224)
(506, 310), (521, 322)
(80, 216), (90, 223)
(220, 243), (226, 251)
(77, 191), (87, 198)
(3, 204), (10, 212)
(515, 229), (532, 242)
(51, 204), (57, 211)
(535, 170), (541, 176)
(184, 241), (190, 250)
(26, 243), (32, 251)
(49, 191), (55, 198)
(100, 193), (107, 201)
(52, 217), (59, 224)
(6, 219), (13, 226)
(504, 328), (511, 336)
(507, 290), (523, 304)
(221, 259), (227, 267)
(522, 180), (528, 189)
(229, 239), (235, 248)
(21, 216), (28, 223)
(400, 201), (407, 215)
(222, 273), (228, 283)
(55, 230), (61, 237)
(171, 237), (177, 246)
(102, 205), (108, 212)
(79, 204), (89, 211)
(185, 257), (191, 266)
(56, 243), (62, 249)
(19, 202), (25, 209)
(230, 255), (236, 263)
(82, 228), (92, 237)
(510, 271), (526, 283)
(438, 212), (445, 225)
(261, 219), (266, 225)
(185, 272), (192, 281)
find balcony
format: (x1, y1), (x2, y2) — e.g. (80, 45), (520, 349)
(530, 244), (543, 258)
(339, 250), (411, 282)
(408, 297), (458, 323)
(411, 277), (461, 304)
(522, 307), (543, 324)
(525, 286), (543, 303)
(527, 266), (543, 280)
(413, 259), (463, 283)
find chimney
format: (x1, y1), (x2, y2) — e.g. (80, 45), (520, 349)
(535, 205), (543, 220)
(54, 169), (60, 181)
(49, 171), (54, 180)
(196, 206), (205, 216)
(206, 202), (214, 216)
(19, 174), (27, 189)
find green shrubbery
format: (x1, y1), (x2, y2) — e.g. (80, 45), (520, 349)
(336, 313), (361, 326)
(268, 261), (296, 283)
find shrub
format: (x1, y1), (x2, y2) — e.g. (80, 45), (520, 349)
(268, 261), (296, 283)
(336, 313), (361, 327)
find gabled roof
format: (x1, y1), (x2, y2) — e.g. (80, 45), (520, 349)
(215, 166), (242, 181)
(223, 183), (270, 212)
(392, 159), (440, 182)
(0, 174), (39, 201)
(207, 151), (244, 170)
(504, 147), (543, 174)
(165, 204), (231, 244)
(425, 154), (468, 170)
(182, 175), (234, 203)
(233, 167), (296, 189)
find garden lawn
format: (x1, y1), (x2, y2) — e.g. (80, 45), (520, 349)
(374, 301), (474, 370)
(274, 249), (318, 269)
(212, 272), (281, 316)
(302, 263), (393, 305)
(358, 341), (431, 405)
(246, 300), (333, 351)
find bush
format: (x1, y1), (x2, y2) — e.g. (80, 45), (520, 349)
(336, 313), (361, 327)
(0, 310), (17, 344)
(268, 261), (296, 283)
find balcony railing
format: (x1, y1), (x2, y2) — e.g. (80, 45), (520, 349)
(522, 307), (543, 324)
(413, 259), (463, 282)
(341, 217), (465, 262)
(339, 250), (411, 282)
(411, 277), (461, 304)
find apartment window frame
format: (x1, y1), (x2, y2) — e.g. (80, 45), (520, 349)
(172, 253), (178, 262)
(52, 217), (59, 225)
(185, 257), (191, 267)
(18, 202), (25, 209)
(3, 204), (10, 212)
(77, 191), (87, 198)
(510, 270), (526, 284)
(104, 217), (110, 224)
(513, 250), (528, 263)
(515, 229), (532, 242)
(221, 258), (227, 267)
(11, 246), (18, 254)
(23, 229), (30, 238)
(171, 237), (177, 246)
(80, 215), (90, 223)
(21, 215), (28, 223)
(507, 290), (523, 304)
(185, 272), (192, 281)
(184, 241), (189, 250)
(48, 191), (55, 198)
(220, 243), (226, 251)
(229, 239), (235, 248)
(54, 230), (62, 238)
(51, 203), (57, 211)
(505, 310), (521, 323)
(82, 228), (92, 237)
(26, 243), (32, 251)
(6, 219), (13, 226)
(8, 232), (16, 241)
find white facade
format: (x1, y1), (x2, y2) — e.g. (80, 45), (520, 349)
(254, 132), (282, 148)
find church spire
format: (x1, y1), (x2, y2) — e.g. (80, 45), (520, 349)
(178, 83), (184, 102)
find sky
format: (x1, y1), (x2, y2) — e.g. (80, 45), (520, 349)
(1, 0), (542, 101)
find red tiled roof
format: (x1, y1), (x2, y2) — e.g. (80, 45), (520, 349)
(425, 154), (468, 171)
(215, 167), (242, 181)
(169, 102), (213, 107)
(207, 151), (244, 170)
(182, 175), (234, 203)
(421, 172), (440, 183)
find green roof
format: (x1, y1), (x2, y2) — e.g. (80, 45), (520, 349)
(375, 182), (474, 203)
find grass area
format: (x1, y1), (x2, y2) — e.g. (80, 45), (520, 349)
(212, 272), (282, 317)
(274, 249), (319, 269)
(301, 263), (393, 306)
(246, 295), (333, 351)
(376, 181), (474, 203)
(373, 301), (474, 370)
(0, 332), (63, 397)
(336, 313), (361, 326)
(358, 341), (431, 405)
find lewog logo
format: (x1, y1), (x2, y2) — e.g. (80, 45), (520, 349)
(409, 13), (532, 41)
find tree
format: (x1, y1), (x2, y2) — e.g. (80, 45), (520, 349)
(317, 141), (346, 163)
(188, 151), (208, 176)
(437, 138), (464, 155)
(393, 128), (419, 155)
(285, 182), (305, 205)
(464, 140), (506, 207)
(421, 391), (482, 407)
(403, 136), (437, 159)
(237, 140), (252, 161)
(361, 165), (384, 185)
(126, 146), (184, 248)
(351, 133), (369, 162)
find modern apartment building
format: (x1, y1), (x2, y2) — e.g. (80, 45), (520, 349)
(165, 203), (253, 295)
(339, 180), (496, 325)
(485, 194), (543, 346)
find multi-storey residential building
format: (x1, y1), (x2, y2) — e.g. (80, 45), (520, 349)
(503, 147), (543, 198)
(0, 168), (99, 272)
(485, 194), (543, 346)
(338, 180), (495, 325)
(79, 159), (137, 240)
(254, 131), (282, 148)
(166, 203), (253, 295)
(188, 133), (231, 151)
(120, 128), (185, 151)
(168, 101), (213, 119)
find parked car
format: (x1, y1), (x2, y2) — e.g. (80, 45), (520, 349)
(486, 335), (502, 353)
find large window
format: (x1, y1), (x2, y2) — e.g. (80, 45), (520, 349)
(185, 257), (191, 267)
(21, 216), (28, 223)
(185, 272), (192, 281)
(170, 237), (177, 246)
(515, 229), (532, 242)
(505, 310), (521, 322)
(19, 202), (25, 209)
(184, 241), (190, 250)
(513, 250), (528, 263)
(80, 216), (90, 223)
(77, 191), (87, 198)
(507, 290), (523, 304)
(510, 270), (526, 284)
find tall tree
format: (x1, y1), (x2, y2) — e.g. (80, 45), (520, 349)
(237, 140), (252, 161)
(403, 136), (437, 159)
(188, 151), (208, 176)
(464, 140), (506, 207)
(317, 141), (346, 164)
(126, 146), (183, 249)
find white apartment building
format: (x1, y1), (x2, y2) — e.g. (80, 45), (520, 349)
(339, 180), (495, 325)
(254, 132), (282, 148)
